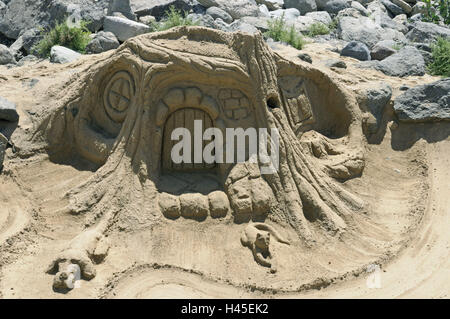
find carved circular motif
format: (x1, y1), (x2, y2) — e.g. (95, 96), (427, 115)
(104, 71), (135, 123)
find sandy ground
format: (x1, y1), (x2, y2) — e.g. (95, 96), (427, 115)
(0, 40), (448, 299)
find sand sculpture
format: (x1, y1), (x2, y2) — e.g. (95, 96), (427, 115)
(39, 27), (366, 288)
(241, 223), (290, 272)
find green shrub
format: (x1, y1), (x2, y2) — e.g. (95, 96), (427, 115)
(265, 15), (305, 50)
(149, 6), (199, 32)
(307, 22), (330, 37)
(392, 43), (405, 51)
(421, 0), (450, 25)
(427, 37), (450, 77)
(34, 20), (91, 57)
(328, 18), (339, 31)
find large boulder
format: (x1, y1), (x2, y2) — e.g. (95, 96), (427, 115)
(365, 82), (392, 124)
(240, 16), (271, 32)
(305, 11), (332, 25)
(206, 6), (233, 23)
(370, 40), (397, 60)
(196, 0), (260, 19)
(50, 46), (82, 64)
(394, 78), (450, 122)
(338, 16), (406, 48)
(324, 0), (351, 15)
(284, 0), (317, 14)
(0, 96), (19, 122)
(381, 0), (404, 16)
(341, 41), (371, 61)
(390, 0), (412, 14)
(0, 0), (106, 40)
(255, 0), (284, 10)
(9, 28), (42, 57)
(86, 32), (120, 54)
(357, 45), (425, 77)
(103, 16), (150, 42)
(130, 0), (198, 20)
(108, 0), (136, 21)
(406, 21), (450, 43)
(269, 8), (301, 21)
(0, 44), (15, 64)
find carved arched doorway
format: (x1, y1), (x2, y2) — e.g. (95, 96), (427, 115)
(162, 108), (216, 172)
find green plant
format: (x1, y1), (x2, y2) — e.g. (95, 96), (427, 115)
(149, 6), (199, 32)
(328, 18), (339, 31)
(392, 43), (405, 51)
(34, 20), (91, 57)
(427, 37), (450, 77)
(265, 15), (305, 50)
(307, 22), (330, 37)
(421, 0), (450, 25)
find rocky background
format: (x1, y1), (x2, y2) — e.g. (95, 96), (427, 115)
(0, 0), (449, 166)
(0, 0), (448, 68)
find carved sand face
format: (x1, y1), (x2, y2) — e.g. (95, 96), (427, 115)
(255, 232), (270, 251)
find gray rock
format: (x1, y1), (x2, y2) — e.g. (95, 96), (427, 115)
(367, 0), (388, 14)
(365, 82), (392, 124)
(240, 16), (271, 32)
(354, 0), (374, 5)
(255, 0), (284, 10)
(370, 40), (397, 60)
(17, 54), (39, 66)
(323, 59), (347, 68)
(196, 0), (260, 19)
(413, 42), (432, 52)
(357, 45), (425, 77)
(228, 20), (259, 34)
(130, 0), (196, 20)
(206, 6), (233, 23)
(0, 96), (19, 122)
(381, 0), (404, 16)
(376, 13), (408, 34)
(399, 84), (410, 91)
(411, 2), (426, 15)
(351, 1), (369, 15)
(393, 13), (407, 25)
(0, 0), (105, 40)
(108, 0), (136, 21)
(9, 28), (42, 59)
(138, 15), (156, 25)
(406, 21), (450, 43)
(270, 8), (301, 22)
(188, 13), (218, 29)
(0, 133), (7, 171)
(341, 41), (371, 60)
(50, 45), (82, 64)
(391, 0), (412, 14)
(294, 15), (318, 31)
(305, 11), (332, 25)
(324, 0), (351, 15)
(338, 16), (406, 48)
(298, 52), (312, 63)
(394, 78), (450, 122)
(103, 16), (150, 42)
(285, 0), (317, 14)
(0, 44), (15, 64)
(409, 12), (422, 22)
(259, 4), (270, 17)
(86, 31), (120, 54)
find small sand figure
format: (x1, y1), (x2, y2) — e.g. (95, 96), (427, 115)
(241, 223), (290, 273)
(52, 263), (81, 292)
